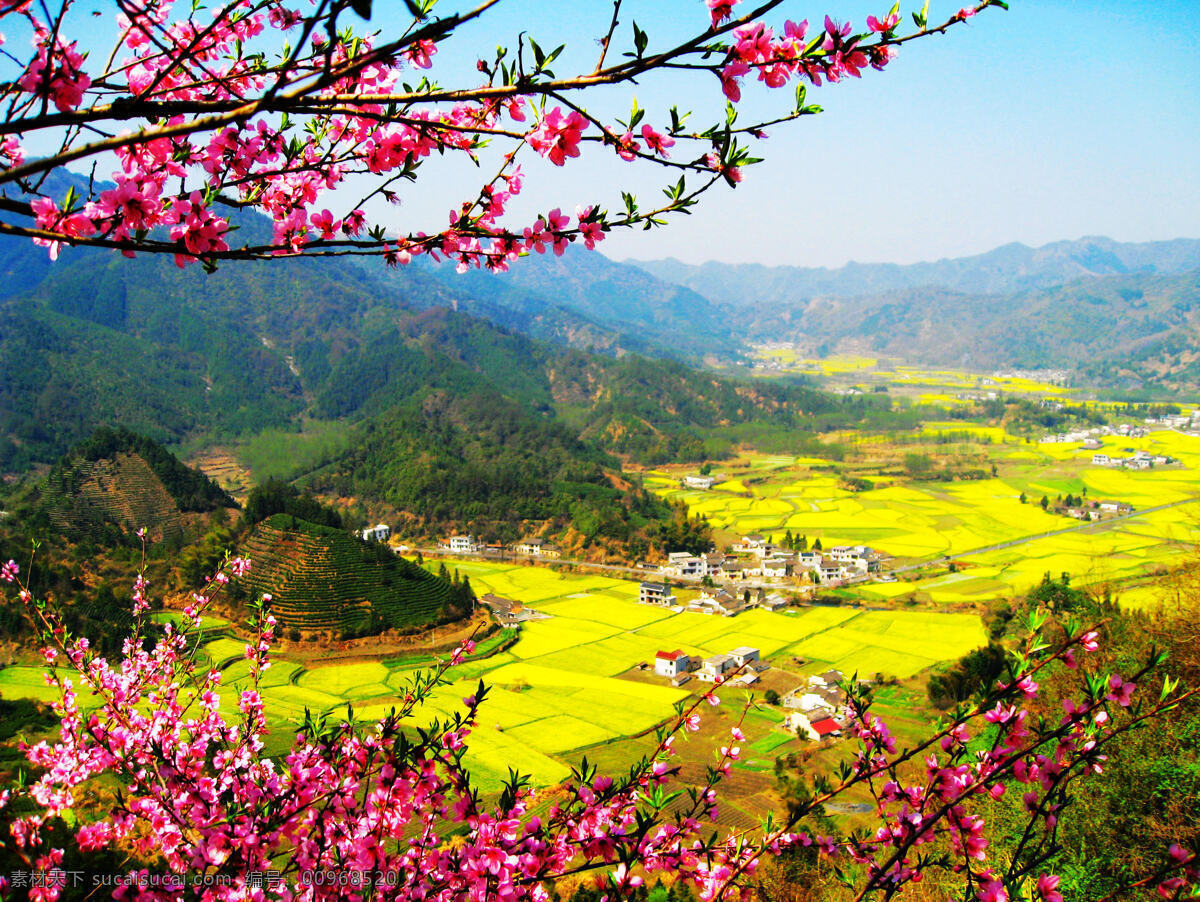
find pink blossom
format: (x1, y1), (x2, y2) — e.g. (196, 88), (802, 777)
(706, 0), (738, 28)
(867, 12), (901, 33)
(641, 124), (675, 158)
(1036, 873), (1063, 902)
(528, 108), (587, 166)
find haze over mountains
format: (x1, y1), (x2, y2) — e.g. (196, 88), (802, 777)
(625, 237), (1200, 384)
(633, 237), (1200, 300)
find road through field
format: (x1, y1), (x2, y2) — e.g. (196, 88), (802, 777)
(889, 496), (1200, 574)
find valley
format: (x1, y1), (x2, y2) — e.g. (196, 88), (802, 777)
(2, 229), (1199, 864)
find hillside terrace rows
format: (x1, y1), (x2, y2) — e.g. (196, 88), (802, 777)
(45, 454), (186, 541)
(237, 516), (456, 635)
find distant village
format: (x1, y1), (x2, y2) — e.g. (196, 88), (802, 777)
(1039, 411), (1200, 446)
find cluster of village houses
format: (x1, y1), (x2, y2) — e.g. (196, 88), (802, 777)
(657, 534), (882, 587)
(638, 580), (790, 617)
(653, 645), (849, 741)
(1060, 499), (1134, 522)
(436, 534), (563, 558)
(1039, 422), (1155, 444)
(1089, 448), (1173, 471)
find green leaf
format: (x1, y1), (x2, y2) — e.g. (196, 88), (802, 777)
(633, 21), (649, 57)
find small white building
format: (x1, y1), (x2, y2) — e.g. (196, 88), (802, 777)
(698, 654), (736, 683)
(361, 523), (391, 542)
(760, 558), (791, 579)
(1092, 454), (1111, 466)
(639, 582), (676, 606)
(655, 649), (691, 678)
(445, 535), (478, 554)
(729, 646), (760, 668)
(515, 538), (544, 556)
(684, 475), (716, 490)
(662, 552), (704, 578)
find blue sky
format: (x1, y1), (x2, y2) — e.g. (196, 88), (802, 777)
(436, 0), (1200, 266)
(25, 0), (1200, 267)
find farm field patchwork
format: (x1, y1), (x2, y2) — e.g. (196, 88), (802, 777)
(0, 561), (992, 791)
(645, 429), (1200, 600)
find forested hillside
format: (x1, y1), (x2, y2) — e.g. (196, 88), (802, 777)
(24, 427), (236, 546)
(0, 208), (900, 547)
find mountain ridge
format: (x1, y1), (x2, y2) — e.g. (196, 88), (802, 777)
(627, 236), (1200, 302)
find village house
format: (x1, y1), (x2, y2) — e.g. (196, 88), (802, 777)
(732, 534), (770, 556)
(760, 557), (792, 579)
(795, 551), (822, 572)
(785, 711), (842, 741)
(540, 544), (562, 559)
(639, 581), (676, 607)
(661, 552), (704, 579)
(443, 534), (479, 554)
(729, 646), (760, 668)
(689, 588), (748, 617)
(702, 553), (728, 578)
(1092, 454), (1111, 466)
(784, 670), (845, 714)
(719, 559), (746, 580)
(697, 654), (736, 683)
(759, 592), (790, 612)
(818, 558), (846, 583)
(683, 474), (716, 490)
(654, 649), (691, 678)
(360, 523), (391, 542)
(479, 593), (525, 627)
(1099, 500), (1134, 514)
(514, 537), (544, 556)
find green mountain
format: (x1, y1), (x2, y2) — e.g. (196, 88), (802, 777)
(1, 215), (886, 547)
(409, 245), (741, 360)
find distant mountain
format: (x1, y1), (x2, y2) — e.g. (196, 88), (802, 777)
(632, 237), (1200, 305)
(402, 245), (741, 360)
(625, 238), (1200, 390)
(783, 270), (1200, 372)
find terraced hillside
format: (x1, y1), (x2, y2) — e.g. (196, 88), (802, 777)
(238, 515), (472, 637)
(44, 452), (183, 537)
(33, 428), (236, 544)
